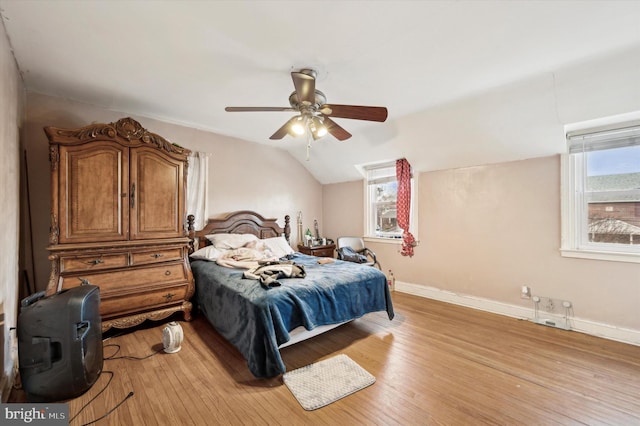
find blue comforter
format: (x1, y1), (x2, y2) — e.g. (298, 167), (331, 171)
(190, 253), (394, 378)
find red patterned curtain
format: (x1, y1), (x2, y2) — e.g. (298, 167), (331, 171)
(396, 158), (416, 257)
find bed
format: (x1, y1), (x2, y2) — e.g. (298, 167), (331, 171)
(187, 210), (394, 378)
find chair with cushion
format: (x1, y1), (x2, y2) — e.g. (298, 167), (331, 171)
(336, 236), (380, 269)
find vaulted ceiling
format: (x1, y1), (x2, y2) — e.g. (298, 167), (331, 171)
(2, 1), (640, 183)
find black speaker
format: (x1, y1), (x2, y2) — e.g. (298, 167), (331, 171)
(18, 285), (103, 402)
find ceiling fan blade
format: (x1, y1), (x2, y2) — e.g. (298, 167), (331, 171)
(323, 117), (352, 141)
(225, 107), (296, 112)
(269, 117), (298, 140)
(320, 104), (388, 122)
(291, 71), (316, 105)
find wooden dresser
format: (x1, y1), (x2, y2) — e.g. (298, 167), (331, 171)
(45, 117), (194, 332)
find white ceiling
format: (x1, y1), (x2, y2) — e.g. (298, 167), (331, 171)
(2, 0), (640, 183)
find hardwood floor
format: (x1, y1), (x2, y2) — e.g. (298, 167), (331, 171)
(10, 292), (640, 425)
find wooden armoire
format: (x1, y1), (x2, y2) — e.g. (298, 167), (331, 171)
(45, 117), (194, 332)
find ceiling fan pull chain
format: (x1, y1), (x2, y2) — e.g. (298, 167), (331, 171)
(306, 122), (312, 161)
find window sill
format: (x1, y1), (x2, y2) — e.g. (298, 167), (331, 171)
(364, 236), (402, 245)
(560, 248), (640, 264)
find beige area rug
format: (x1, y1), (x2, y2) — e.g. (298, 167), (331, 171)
(283, 354), (376, 410)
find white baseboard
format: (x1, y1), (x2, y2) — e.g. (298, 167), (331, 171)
(395, 281), (640, 347)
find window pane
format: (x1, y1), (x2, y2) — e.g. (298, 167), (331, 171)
(587, 145), (640, 181)
(372, 181), (401, 237)
(364, 162), (416, 239)
(586, 145), (640, 245)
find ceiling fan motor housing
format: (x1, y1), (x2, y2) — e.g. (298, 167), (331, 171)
(288, 90), (327, 114)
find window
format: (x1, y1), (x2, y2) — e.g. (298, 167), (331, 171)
(562, 120), (640, 263)
(363, 161), (416, 240)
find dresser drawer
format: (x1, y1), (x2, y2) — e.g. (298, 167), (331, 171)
(100, 284), (188, 318)
(297, 244), (336, 258)
(60, 252), (128, 273)
(311, 247), (335, 257)
(61, 263), (187, 293)
(131, 248), (183, 265)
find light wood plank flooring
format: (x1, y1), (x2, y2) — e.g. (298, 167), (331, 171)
(10, 292), (640, 425)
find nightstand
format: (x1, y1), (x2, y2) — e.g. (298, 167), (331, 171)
(297, 244), (336, 258)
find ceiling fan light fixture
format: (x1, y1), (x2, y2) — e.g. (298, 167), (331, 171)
(309, 116), (327, 139)
(226, 68), (388, 151)
(291, 116), (305, 135)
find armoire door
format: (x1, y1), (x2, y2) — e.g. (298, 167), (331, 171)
(58, 142), (129, 243)
(129, 147), (185, 240)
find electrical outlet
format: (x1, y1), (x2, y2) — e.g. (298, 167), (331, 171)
(521, 285), (531, 299)
(387, 270), (395, 291)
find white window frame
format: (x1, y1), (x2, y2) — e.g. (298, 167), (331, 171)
(561, 116), (640, 264)
(361, 161), (418, 243)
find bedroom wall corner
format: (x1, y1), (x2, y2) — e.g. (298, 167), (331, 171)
(0, 15), (25, 401)
(184, 128), (324, 246)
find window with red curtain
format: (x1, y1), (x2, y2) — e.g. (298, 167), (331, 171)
(363, 160), (417, 254)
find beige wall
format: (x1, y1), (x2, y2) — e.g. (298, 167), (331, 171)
(0, 20), (24, 400)
(324, 155), (640, 334)
(322, 180), (363, 244)
(322, 45), (640, 342)
(23, 93), (323, 294)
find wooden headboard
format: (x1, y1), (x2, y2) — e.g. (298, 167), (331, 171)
(187, 210), (290, 253)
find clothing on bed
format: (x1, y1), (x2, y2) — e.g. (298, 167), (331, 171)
(243, 260), (306, 288)
(190, 252), (394, 378)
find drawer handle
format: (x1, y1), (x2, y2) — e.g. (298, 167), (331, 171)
(163, 293), (176, 301)
(87, 259), (104, 265)
(165, 270), (171, 276)
(78, 277), (92, 286)
(152, 253), (163, 259)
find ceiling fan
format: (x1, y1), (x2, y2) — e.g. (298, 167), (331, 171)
(225, 68), (388, 142)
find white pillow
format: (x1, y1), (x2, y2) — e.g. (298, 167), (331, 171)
(189, 245), (226, 261)
(206, 233), (258, 249)
(262, 236), (295, 259)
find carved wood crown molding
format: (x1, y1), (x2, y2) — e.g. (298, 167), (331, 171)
(50, 117), (190, 155)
